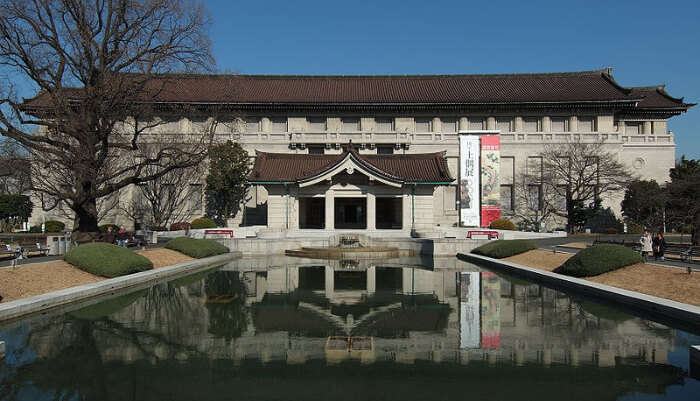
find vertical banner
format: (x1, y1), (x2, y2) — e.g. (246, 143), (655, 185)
(459, 134), (480, 227)
(459, 272), (481, 349)
(480, 135), (501, 227)
(480, 272), (501, 349)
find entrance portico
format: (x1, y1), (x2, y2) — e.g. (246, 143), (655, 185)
(249, 144), (454, 233)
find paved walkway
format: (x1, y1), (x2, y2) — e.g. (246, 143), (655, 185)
(0, 244), (164, 268)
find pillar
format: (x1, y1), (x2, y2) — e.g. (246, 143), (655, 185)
(325, 188), (334, 230)
(542, 116), (551, 132)
(486, 116), (496, 130)
(569, 116), (578, 132)
(367, 266), (376, 294)
(643, 121), (653, 135)
(459, 117), (468, 131)
(367, 192), (376, 231)
(325, 266), (334, 298)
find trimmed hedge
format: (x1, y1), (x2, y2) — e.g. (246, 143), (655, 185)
(553, 244), (642, 278)
(165, 237), (229, 258)
(489, 218), (515, 230)
(44, 220), (65, 232)
(190, 217), (216, 229)
(471, 239), (538, 259)
(64, 243), (154, 278)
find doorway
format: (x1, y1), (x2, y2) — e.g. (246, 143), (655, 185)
(334, 197), (366, 229)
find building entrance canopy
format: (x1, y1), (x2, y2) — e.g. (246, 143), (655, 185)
(249, 143), (454, 232)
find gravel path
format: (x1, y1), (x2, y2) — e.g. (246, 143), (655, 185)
(0, 248), (193, 303)
(503, 249), (700, 306)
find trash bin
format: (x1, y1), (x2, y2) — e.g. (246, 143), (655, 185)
(58, 237), (66, 255)
(48, 236), (60, 255)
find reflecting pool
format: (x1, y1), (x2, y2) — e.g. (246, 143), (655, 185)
(1, 256), (699, 401)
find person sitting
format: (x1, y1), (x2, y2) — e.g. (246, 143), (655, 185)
(104, 226), (116, 245)
(116, 227), (128, 247)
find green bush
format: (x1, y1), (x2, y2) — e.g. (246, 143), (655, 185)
(44, 220), (65, 232)
(98, 224), (120, 233)
(489, 218), (515, 230)
(471, 239), (538, 259)
(190, 217), (216, 229)
(165, 237), (229, 258)
(627, 222), (644, 235)
(553, 244), (642, 278)
(64, 243), (153, 278)
(29, 225), (42, 233)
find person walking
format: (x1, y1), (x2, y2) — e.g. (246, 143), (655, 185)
(652, 232), (666, 261)
(640, 230), (653, 262)
(117, 226), (128, 248)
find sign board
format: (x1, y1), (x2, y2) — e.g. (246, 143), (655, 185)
(480, 135), (501, 227)
(459, 135), (481, 227)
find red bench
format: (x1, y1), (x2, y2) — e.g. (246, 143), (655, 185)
(203, 229), (234, 239)
(467, 230), (499, 239)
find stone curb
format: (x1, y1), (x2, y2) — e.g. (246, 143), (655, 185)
(0, 252), (240, 322)
(457, 252), (700, 329)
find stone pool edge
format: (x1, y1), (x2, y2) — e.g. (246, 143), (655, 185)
(0, 252), (241, 322)
(457, 252), (700, 328)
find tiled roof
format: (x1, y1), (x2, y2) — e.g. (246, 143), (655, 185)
(628, 86), (694, 109)
(249, 147), (453, 184)
(22, 70), (694, 112)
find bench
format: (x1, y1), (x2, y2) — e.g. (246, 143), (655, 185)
(467, 230), (499, 240)
(204, 229), (234, 239)
(21, 242), (50, 257)
(680, 247), (700, 263)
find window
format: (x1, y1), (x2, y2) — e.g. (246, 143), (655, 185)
(377, 145), (394, 155)
(441, 118), (457, 133)
(523, 117), (540, 132)
(271, 117), (287, 132)
(245, 117), (260, 133)
(307, 117), (327, 131)
(415, 118), (432, 132)
(468, 117), (485, 130)
(341, 117), (361, 132)
(188, 184), (203, 212)
(308, 145), (325, 155)
(496, 117), (513, 133)
(375, 118), (394, 131)
(625, 122), (641, 135)
(551, 117), (569, 132)
(528, 185), (542, 211)
(500, 185), (513, 210)
(578, 116), (595, 132)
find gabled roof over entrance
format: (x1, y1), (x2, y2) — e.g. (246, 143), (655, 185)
(249, 145), (454, 186)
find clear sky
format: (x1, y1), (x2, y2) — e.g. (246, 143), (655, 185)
(205, 0), (700, 159)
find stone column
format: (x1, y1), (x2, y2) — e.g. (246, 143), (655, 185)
(486, 116), (496, 130)
(542, 116), (551, 132)
(459, 117), (468, 132)
(366, 191), (376, 231)
(643, 121), (653, 135)
(325, 188), (334, 230)
(325, 266), (334, 298)
(261, 117), (271, 132)
(366, 266), (376, 294)
(432, 117), (441, 133)
(569, 116), (578, 132)
(514, 117), (523, 132)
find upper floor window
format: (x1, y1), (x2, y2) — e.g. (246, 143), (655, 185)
(307, 117), (327, 131)
(375, 117), (394, 132)
(377, 145), (394, 155)
(578, 116), (595, 132)
(341, 117), (361, 132)
(308, 145), (325, 155)
(415, 117), (432, 133)
(271, 117), (287, 132)
(496, 117), (513, 133)
(245, 117), (260, 133)
(625, 122), (641, 135)
(441, 118), (457, 133)
(523, 117), (540, 132)
(550, 117), (569, 132)
(468, 117), (485, 130)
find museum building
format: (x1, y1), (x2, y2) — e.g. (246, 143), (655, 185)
(23, 69), (695, 233)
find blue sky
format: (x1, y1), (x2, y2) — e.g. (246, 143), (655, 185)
(206, 0), (700, 158)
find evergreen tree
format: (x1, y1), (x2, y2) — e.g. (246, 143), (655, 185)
(205, 141), (250, 226)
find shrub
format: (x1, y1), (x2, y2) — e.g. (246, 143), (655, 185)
(170, 222), (191, 231)
(98, 224), (120, 233)
(29, 225), (42, 233)
(64, 243), (153, 278)
(165, 237), (229, 258)
(489, 218), (515, 230)
(44, 220), (65, 232)
(553, 244), (642, 277)
(190, 217), (216, 229)
(471, 239), (538, 259)
(627, 222), (644, 235)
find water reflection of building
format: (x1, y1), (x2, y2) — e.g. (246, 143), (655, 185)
(20, 258), (674, 369)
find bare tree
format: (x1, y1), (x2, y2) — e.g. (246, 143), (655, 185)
(121, 163), (206, 230)
(539, 137), (632, 233)
(511, 170), (560, 232)
(0, 138), (31, 194)
(0, 0), (216, 231)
